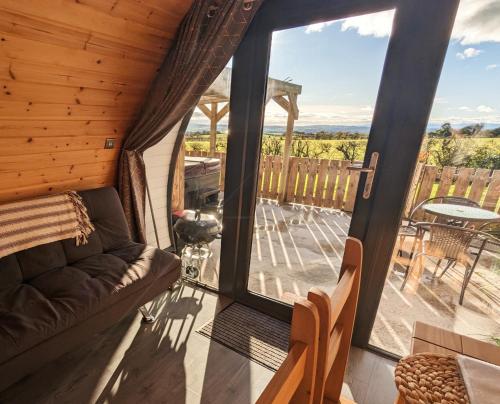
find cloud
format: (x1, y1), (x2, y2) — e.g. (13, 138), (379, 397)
(340, 10), (395, 38)
(477, 105), (494, 112)
(434, 97), (449, 104)
(305, 21), (335, 34)
(486, 64), (498, 70)
(334, 0), (500, 44)
(263, 102), (377, 125)
(454, 0), (500, 45)
(188, 101), (500, 127)
(456, 47), (482, 59)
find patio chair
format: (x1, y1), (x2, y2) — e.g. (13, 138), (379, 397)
(256, 297), (319, 404)
(308, 237), (362, 403)
(468, 220), (500, 274)
(397, 196), (479, 267)
(478, 221), (500, 248)
(400, 222), (494, 304)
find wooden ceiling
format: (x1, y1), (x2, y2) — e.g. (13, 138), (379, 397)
(0, 0), (193, 202)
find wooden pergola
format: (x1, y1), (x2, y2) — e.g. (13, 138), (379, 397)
(197, 67), (302, 202)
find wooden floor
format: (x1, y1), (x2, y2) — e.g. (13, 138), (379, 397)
(0, 284), (397, 404)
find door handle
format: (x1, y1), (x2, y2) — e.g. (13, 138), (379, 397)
(348, 152), (379, 199)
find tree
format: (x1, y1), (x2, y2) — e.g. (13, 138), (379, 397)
(459, 123), (484, 137)
(292, 139), (312, 158)
(429, 135), (467, 168)
(428, 122), (453, 138)
(464, 145), (500, 169)
(336, 141), (363, 162)
(216, 140), (227, 152)
(261, 136), (283, 156)
(489, 127), (500, 137)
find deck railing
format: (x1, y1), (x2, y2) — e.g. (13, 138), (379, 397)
(186, 150), (500, 215)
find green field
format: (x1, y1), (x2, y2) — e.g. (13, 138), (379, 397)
(185, 134), (500, 169)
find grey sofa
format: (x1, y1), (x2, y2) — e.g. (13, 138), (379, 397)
(0, 187), (181, 391)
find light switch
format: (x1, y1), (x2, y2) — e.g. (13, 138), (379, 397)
(104, 138), (116, 149)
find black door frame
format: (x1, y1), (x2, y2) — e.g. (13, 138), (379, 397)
(219, 0), (459, 349)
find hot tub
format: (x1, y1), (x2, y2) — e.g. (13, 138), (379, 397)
(184, 156), (221, 210)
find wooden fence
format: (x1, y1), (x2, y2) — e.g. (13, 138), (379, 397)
(186, 150), (500, 215)
(405, 163), (500, 216)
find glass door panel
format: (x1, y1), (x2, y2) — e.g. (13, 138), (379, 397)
(370, 24), (500, 356)
(247, 19), (392, 303)
(171, 64), (232, 291)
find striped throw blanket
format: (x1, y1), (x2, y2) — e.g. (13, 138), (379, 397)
(0, 191), (95, 258)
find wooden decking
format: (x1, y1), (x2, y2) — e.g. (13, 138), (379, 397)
(0, 284), (397, 404)
(196, 199), (500, 357)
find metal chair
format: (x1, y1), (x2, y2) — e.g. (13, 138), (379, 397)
(397, 196), (479, 269)
(478, 221), (500, 246)
(468, 221), (500, 276)
(400, 222), (494, 304)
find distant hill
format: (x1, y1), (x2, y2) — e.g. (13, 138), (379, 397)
(186, 122), (500, 135)
(186, 123), (371, 134)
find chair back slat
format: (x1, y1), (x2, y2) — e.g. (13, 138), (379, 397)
(308, 237), (363, 403)
(257, 298), (319, 404)
(256, 343), (308, 404)
(326, 324), (344, 372)
(328, 265), (356, 326)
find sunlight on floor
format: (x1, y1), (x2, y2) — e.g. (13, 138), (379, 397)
(198, 198), (500, 357)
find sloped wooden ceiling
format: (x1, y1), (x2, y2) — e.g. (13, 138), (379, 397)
(0, 0), (193, 203)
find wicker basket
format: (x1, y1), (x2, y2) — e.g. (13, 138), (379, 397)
(394, 353), (469, 404)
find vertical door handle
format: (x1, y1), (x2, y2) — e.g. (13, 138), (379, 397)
(362, 152), (379, 199)
(348, 152), (379, 199)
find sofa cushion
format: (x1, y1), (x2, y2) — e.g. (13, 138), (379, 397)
(0, 284), (62, 363)
(79, 188), (131, 251)
(28, 266), (110, 323)
(62, 231), (103, 264)
(0, 243), (180, 365)
(16, 242), (67, 281)
(107, 242), (149, 263)
(0, 255), (22, 290)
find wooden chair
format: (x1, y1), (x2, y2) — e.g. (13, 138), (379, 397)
(308, 237), (363, 404)
(257, 297), (320, 404)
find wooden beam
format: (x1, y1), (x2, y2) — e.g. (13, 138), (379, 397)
(171, 138), (185, 212)
(273, 94), (299, 120)
(199, 67), (301, 105)
(272, 95), (290, 112)
(197, 103), (212, 119)
(278, 93), (297, 203)
(209, 102), (218, 155)
(216, 103), (230, 122)
(289, 93), (299, 120)
(267, 78), (302, 99)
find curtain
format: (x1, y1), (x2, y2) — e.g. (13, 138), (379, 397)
(118, 0), (263, 242)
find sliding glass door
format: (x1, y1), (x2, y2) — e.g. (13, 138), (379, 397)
(220, 0), (459, 352)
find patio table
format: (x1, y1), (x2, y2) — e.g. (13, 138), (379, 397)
(422, 203), (500, 224)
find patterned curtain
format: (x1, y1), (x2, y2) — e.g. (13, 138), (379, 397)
(118, 0), (263, 242)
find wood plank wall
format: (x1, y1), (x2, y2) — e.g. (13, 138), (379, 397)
(0, 0), (193, 203)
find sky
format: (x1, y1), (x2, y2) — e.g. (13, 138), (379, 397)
(192, 0), (500, 129)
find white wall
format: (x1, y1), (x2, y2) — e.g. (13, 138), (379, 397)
(143, 122), (181, 249)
